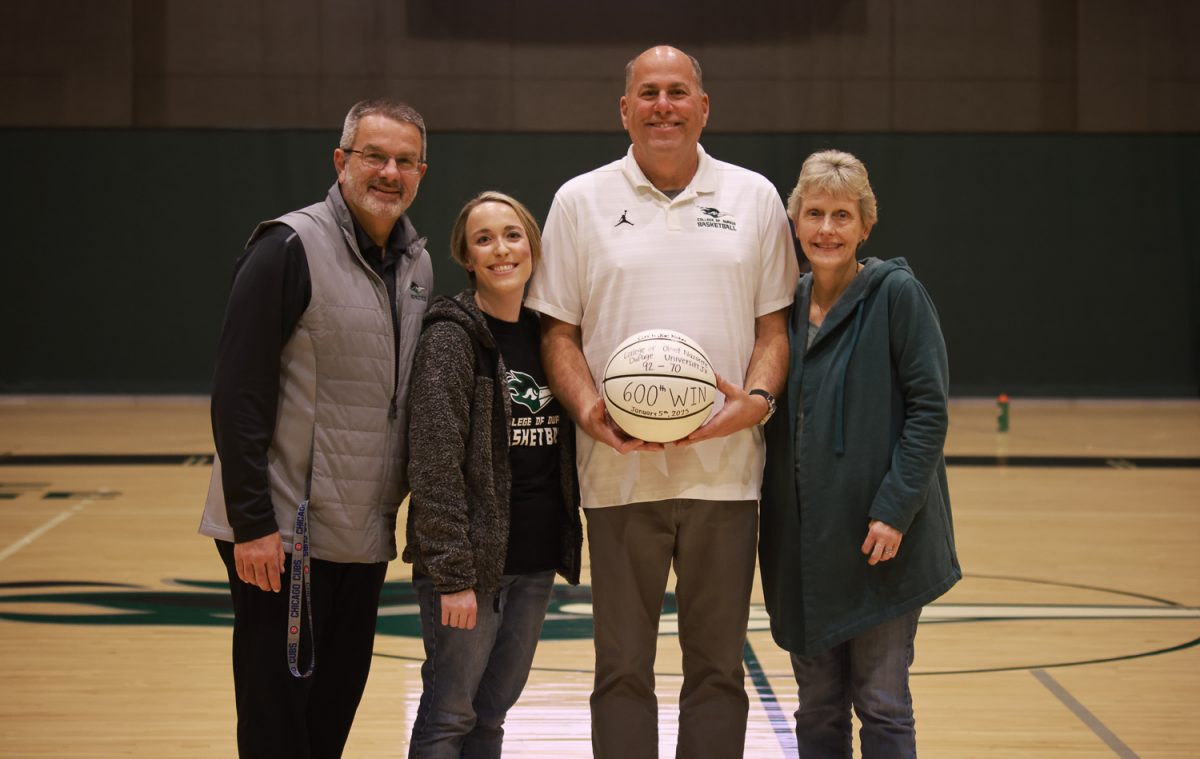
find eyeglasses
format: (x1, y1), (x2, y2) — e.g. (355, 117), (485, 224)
(344, 149), (423, 174)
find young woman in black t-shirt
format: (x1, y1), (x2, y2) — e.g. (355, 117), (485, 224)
(404, 191), (582, 756)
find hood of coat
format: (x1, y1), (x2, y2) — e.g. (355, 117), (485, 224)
(794, 256), (914, 454)
(798, 257), (912, 348)
(422, 289), (497, 350)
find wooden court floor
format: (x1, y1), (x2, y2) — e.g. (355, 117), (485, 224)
(1, 396), (1197, 757)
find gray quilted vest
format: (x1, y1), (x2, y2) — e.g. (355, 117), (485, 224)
(200, 184), (432, 562)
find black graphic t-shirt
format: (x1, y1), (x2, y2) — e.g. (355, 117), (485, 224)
(485, 310), (566, 575)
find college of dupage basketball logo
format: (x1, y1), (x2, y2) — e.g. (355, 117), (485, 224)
(696, 206), (736, 231)
(506, 370), (553, 415)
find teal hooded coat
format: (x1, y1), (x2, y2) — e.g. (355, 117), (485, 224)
(759, 257), (960, 656)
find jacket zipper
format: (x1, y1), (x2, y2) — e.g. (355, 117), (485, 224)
(345, 229), (405, 421)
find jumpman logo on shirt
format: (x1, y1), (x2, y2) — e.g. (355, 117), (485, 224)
(615, 210), (634, 227)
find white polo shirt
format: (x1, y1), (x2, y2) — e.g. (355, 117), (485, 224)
(527, 145), (798, 509)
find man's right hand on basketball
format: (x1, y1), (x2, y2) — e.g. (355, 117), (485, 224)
(234, 531), (286, 593)
(583, 397), (664, 454)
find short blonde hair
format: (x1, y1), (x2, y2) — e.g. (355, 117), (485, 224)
(786, 150), (878, 229)
(449, 191), (542, 282)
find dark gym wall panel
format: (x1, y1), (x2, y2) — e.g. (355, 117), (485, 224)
(1, 0), (1197, 396)
(2, 0), (1198, 133)
(1, 129), (1197, 396)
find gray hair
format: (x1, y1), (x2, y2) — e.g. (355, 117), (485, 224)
(624, 46), (704, 94)
(339, 99), (427, 162)
(787, 149), (878, 229)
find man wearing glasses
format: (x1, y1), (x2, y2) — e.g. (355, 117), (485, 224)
(201, 99), (433, 758)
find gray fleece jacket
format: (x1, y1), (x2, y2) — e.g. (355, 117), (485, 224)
(403, 291), (582, 594)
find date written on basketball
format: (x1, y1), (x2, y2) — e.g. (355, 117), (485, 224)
(602, 330), (717, 443)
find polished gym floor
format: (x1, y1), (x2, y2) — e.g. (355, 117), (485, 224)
(1, 397), (1197, 757)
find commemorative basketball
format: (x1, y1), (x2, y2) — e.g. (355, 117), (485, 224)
(602, 329), (717, 443)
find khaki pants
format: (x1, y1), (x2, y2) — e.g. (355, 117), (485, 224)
(585, 499), (758, 759)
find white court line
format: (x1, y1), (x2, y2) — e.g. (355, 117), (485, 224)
(0, 500), (91, 563)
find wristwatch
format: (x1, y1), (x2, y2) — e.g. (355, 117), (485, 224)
(748, 389), (776, 426)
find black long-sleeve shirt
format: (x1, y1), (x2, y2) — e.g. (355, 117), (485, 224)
(210, 214), (409, 542)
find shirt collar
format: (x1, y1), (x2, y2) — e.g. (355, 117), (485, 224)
(334, 192), (415, 272)
(620, 143), (716, 197)
(347, 212), (414, 281)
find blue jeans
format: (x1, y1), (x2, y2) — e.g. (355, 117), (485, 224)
(790, 608), (922, 759)
(408, 570), (556, 759)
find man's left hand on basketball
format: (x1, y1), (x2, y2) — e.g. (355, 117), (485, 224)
(677, 373), (766, 446)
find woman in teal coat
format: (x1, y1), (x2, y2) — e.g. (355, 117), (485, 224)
(760, 150), (960, 758)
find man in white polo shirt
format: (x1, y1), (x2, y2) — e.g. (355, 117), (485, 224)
(526, 45), (799, 759)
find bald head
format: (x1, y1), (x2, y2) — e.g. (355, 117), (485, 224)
(619, 44), (710, 190)
(624, 46), (704, 95)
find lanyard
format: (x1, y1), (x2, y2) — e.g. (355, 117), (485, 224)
(286, 499), (315, 678)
